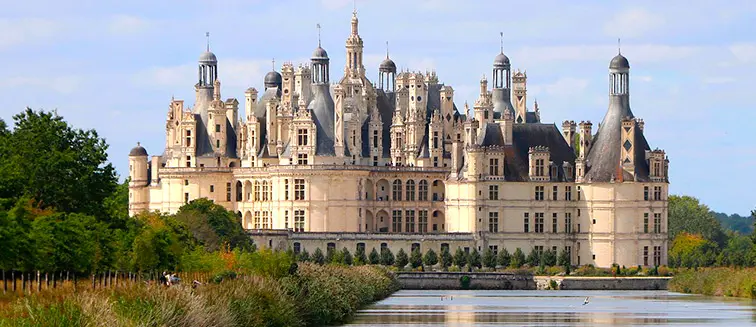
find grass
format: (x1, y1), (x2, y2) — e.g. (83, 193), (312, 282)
(0, 264), (398, 327)
(669, 267), (756, 298)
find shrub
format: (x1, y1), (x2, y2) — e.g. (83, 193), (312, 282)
(497, 248), (511, 268)
(341, 247), (353, 265)
(549, 280), (559, 290)
(409, 248), (423, 268)
(453, 248), (467, 267)
(468, 249), (482, 269)
(380, 248), (394, 266)
(482, 248), (496, 268)
(312, 248), (325, 265)
(212, 270), (238, 283)
(354, 246), (367, 266)
(459, 275), (471, 289)
(423, 249), (438, 266)
(510, 248), (525, 268)
(440, 248), (453, 269)
(395, 249), (409, 269)
(297, 249), (310, 262)
(368, 248), (380, 265)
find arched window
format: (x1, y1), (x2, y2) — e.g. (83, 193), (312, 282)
(254, 181), (261, 201)
(418, 180), (429, 201)
(392, 180), (402, 201)
(405, 180), (416, 201)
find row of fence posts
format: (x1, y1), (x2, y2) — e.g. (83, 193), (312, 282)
(1, 270), (214, 296)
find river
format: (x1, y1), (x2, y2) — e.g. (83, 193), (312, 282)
(344, 290), (756, 326)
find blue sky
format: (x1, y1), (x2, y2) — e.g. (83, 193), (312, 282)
(1, 0), (754, 214)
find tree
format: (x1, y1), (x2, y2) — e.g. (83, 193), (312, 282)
(380, 248), (394, 266)
(511, 248), (525, 268)
(468, 249), (482, 269)
(312, 248), (325, 265)
(409, 248), (423, 268)
(453, 248), (467, 267)
(526, 248), (540, 267)
(341, 247), (353, 265)
(717, 234), (754, 267)
(423, 249), (438, 266)
(0, 108), (117, 217)
(175, 198), (252, 251)
(440, 247), (452, 269)
(542, 249), (557, 267)
(32, 212), (101, 274)
(668, 195), (726, 246)
(354, 246), (367, 265)
(557, 248), (571, 267)
(297, 249), (310, 262)
(669, 232), (717, 268)
(497, 248), (511, 268)
(369, 248), (380, 265)
(395, 249), (409, 269)
(130, 213), (185, 272)
(482, 248), (496, 269)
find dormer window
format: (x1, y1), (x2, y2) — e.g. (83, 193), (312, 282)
(297, 129), (308, 146)
(550, 164), (558, 180)
(535, 159), (545, 176)
(489, 158), (499, 176)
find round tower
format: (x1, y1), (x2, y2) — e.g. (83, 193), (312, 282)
(609, 52), (630, 96)
(128, 142), (149, 216)
(312, 46), (330, 85)
(379, 42), (397, 92)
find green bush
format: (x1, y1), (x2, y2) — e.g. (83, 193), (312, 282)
(368, 248), (380, 265)
(459, 275), (471, 289)
(395, 249), (409, 269)
(212, 270), (238, 283)
(423, 249), (438, 266)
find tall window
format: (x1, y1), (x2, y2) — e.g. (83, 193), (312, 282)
(524, 212), (530, 233)
(294, 210), (305, 232)
(297, 129), (308, 146)
(565, 186), (572, 201)
(186, 155), (192, 167)
(226, 182), (231, 201)
(185, 130), (192, 147)
(643, 213), (649, 233)
(489, 185), (499, 200)
(406, 180), (416, 201)
(284, 179), (289, 200)
(535, 213), (544, 233)
(392, 180), (402, 201)
(577, 186), (582, 201)
(419, 210), (428, 233)
(644, 186), (649, 201)
(254, 181), (261, 201)
(215, 124), (221, 133)
(392, 210), (402, 232)
(488, 212), (499, 233)
(535, 158), (545, 176)
(489, 245), (499, 255)
(418, 180), (429, 201)
(284, 210), (289, 229)
(653, 246), (662, 266)
(552, 213), (558, 233)
(294, 179), (305, 200)
(552, 186), (558, 200)
(535, 186), (544, 201)
(643, 246), (649, 266)
(373, 130), (379, 148)
(653, 213), (662, 233)
(297, 153), (308, 165)
(262, 181), (269, 201)
(565, 213), (572, 233)
(489, 158), (499, 176)
(405, 210), (415, 233)
(262, 211), (269, 229)
(184, 192), (189, 204)
(653, 186), (662, 201)
(433, 132), (439, 149)
(254, 211), (261, 229)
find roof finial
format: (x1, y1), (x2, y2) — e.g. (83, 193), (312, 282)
(618, 38), (621, 55)
(137, 142), (141, 147)
(206, 32), (210, 52)
(316, 23), (321, 47)
(500, 31), (504, 54)
(272, 58), (275, 71)
(386, 41), (389, 59)
(353, 0), (357, 14)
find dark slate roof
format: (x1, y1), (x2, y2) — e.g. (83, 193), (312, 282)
(610, 54), (630, 69)
(506, 123), (577, 182)
(375, 90), (394, 158)
(129, 144), (148, 156)
(477, 123), (504, 146)
(308, 84), (335, 156)
(492, 88), (515, 119)
(199, 51), (217, 63)
(192, 86), (214, 156)
(525, 112), (539, 123)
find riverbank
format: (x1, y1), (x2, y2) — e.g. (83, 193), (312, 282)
(395, 272), (671, 290)
(668, 267), (756, 298)
(0, 264), (399, 327)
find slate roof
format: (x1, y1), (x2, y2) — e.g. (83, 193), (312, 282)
(308, 84), (336, 156)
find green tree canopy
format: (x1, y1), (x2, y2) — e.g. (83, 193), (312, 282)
(668, 195), (726, 245)
(409, 248), (422, 268)
(423, 248), (438, 266)
(395, 248), (408, 268)
(175, 198), (252, 251)
(0, 108), (117, 216)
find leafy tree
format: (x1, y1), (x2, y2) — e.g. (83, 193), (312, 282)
(328, 248), (344, 264)
(175, 198), (252, 251)
(32, 212), (101, 274)
(557, 248), (571, 267)
(468, 249), (482, 269)
(0, 108), (117, 216)
(526, 249), (540, 267)
(440, 247), (453, 268)
(713, 211), (754, 235)
(409, 248), (423, 268)
(497, 248), (511, 268)
(511, 248), (525, 268)
(354, 246), (367, 265)
(395, 249), (409, 269)
(423, 249), (438, 266)
(542, 249), (557, 267)
(717, 234), (754, 267)
(380, 248), (394, 266)
(669, 232), (717, 268)
(668, 195), (726, 246)
(453, 248), (467, 267)
(130, 213), (185, 272)
(102, 179), (130, 228)
(369, 248), (380, 265)
(341, 247), (353, 265)
(297, 249), (310, 262)
(312, 248), (325, 265)
(482, 248), (496, 268)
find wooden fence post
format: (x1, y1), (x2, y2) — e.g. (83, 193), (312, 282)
(12, 271), (16, 293)
(73, 272), (77, 292)
(2, 269), (5, 294)
(45, 272), (49, 289)
(21, 272), (26, 295)
(37, 271), (41, 293)
(53, 271), (57, 288)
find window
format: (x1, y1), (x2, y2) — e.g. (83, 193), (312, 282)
(185, 130), (192, 147)
(535, 158), (545, 176)
(294, 179), (305, 200)
(418, 180), (429, 201)
(405, 210), (415, 233)
(297, 153), (308, 165)
(643, 186), (649, 201)
(565, 186), (572, 201)
(327, 243), (336, 252)
(215, 124), (221, 133)
(565, 213), (572, 233)
(643, 213), (649, 233)
(373, 156), (378, 166)
(653, 246), (662, 266)
(484, 110), (489, 119)
(552, 213), (558, 233)
(284, 179), (289, 200)
(186, 156), (191, 167)
(373, 130), (379, 148)
(552, 186), (558, 200)
(653, 186), (662, 201)
(254, 211), (261, 229)
(285, 210), (289, 229)
(419, 210), (428, 233)
(534, 246), (544, 255)
(381, 243), (388, 251)
(489, 158), (499, 176)
(653, 213), (662, 233)
(293, 242), (301, 254)
(392, 180), (402, 201)
(411, 243), (421, 252)
(406, 180), (416, 201)
(357, 243), (366, 253)
(535, 186), (544, 201)
(643, 246), (649, 266)
(433, 157), (439, 167)
(433, 132), (439, 149)
(294, 210), (305, 232)
(392, 210), (402, 232)
(524, 213), (530, 232)
(441, 243), (450, 252)
(262, 211), (269, 229)
(226, 182), (231, 201)
(535, 213), (544, 233)
(488, 212), (499, 232)
(210, 185), (214, 192)
(262, 181), (269, 201)
(254, 181), (261, 201)
(184, 192), (189, 204)
(297, 128), (308, 146)
(489, 245), (499, 255)
(216, 140), (220, 148)
(489, 185), (499, 200)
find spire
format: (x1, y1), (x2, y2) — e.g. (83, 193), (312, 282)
(386, 41), (390, 59)
(206, 32), (210, 52)
(317, 23), (321, 47)
(272, 58), (275, 71)
(618, 38), (621, 54)
(500, 31), (503, 54)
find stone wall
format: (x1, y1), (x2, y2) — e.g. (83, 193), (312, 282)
(534, 276), (671, 290)
(396, 272), (535, 290)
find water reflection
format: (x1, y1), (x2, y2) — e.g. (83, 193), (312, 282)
(344, 290), (756, 326)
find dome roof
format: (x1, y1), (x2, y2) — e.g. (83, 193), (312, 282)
(610, 54), (630, 69)
(379, 58), (396, 71)
(264, 71), (282, 87)
(129, 143), (147, 157)
(312, 46), (329, 59)
(494, 53), (510, 67)
(199, 51), (217, 63)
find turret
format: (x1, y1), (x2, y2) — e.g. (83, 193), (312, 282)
(128, 143), (149, 216)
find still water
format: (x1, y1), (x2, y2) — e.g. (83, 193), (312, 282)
(344, 290), (756, 326)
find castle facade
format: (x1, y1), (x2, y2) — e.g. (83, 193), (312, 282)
(128, 12), (670, 268)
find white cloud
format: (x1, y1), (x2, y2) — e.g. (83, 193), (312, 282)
(529, 77), (589, 97)
(604, 8), (665, 38)
(0, 76), (82, 94)
(134, 59), (270, 90)
(729, 43), (756, 63)
(108, 15), (151, 35)
(635, 75), (653, 82)
(514, 44), (700, 66)
(0, 18), (59, 48)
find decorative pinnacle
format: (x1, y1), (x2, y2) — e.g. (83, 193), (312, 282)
(618, 38), (621, 54)
(317, 23), (321, 47)
(386, 41), (389, 59)
(500, 31), (504, 53)
(206, 32), (210, 52)
(272, 58), (275, 71)
(137, 142), (141, 147)
(353, 0), (357, 14)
